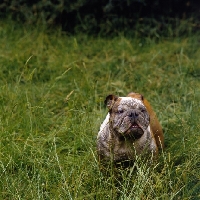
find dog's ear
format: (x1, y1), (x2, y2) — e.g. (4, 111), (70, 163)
(104, 95), (118, 110)
(127, 92), (144, 101)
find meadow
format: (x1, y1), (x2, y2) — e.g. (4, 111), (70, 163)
(0, 19), (199, 199)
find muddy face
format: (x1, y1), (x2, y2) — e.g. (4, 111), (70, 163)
(109, 97), (150, 140)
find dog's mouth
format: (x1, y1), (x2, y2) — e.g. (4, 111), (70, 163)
(124, 123), (144, 139)
(131, 123), (141, 129)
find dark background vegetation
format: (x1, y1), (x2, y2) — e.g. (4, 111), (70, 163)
(0, 0), (200, 35)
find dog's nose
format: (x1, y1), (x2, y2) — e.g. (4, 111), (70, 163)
(129, 110), (139, 119)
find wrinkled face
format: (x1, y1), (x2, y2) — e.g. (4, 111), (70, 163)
(109, 97), (150, 139)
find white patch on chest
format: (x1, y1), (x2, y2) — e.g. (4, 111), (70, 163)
(98, 113), (110, 138)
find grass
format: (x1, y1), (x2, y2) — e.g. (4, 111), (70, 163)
(0, 19), (199, 199)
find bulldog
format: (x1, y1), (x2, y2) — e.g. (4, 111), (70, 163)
(97, 92), (164, 166)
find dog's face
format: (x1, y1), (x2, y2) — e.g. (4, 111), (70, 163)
(105, 94), (150, 140)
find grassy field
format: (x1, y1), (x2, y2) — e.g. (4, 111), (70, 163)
(0, 19), (199, 199)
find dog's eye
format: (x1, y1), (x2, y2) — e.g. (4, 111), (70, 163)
(118, 109), (124, 114)
(141, 108), (146, 113)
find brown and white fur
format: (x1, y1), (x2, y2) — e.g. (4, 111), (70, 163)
(97, 92), (164, 166)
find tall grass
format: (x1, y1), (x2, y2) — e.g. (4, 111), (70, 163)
(0, 19), (199, 199)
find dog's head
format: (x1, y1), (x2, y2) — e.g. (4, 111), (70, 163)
(105, 92), (150, 140)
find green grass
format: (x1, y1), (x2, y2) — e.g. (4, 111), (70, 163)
(0, 19), (199, 199)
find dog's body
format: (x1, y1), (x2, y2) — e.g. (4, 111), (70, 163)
(97, 92), (164, 165)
